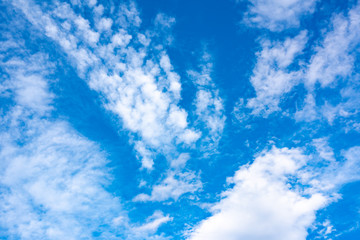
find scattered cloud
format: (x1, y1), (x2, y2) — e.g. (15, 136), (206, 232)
(0, 33), (173, 240)
(243, 0), (318, 31)
(306, 4), (360, 88)
(0, 48), (127, 239)
(2, 0), (360, 239)
(8, 0), (205, 202)
(134, 171), (202, 202)
(243, 2), (360, 125)
(11, 0), (200, 170)
(188, 52), (226, 154)
(130, 211), (173, 239)
(246, 31), (308, 116)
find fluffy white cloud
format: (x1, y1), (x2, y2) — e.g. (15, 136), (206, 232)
(188, 147), (328, 240)
(0, 121), (127, 240)
(188, 139), (360, 240)
(243, 0), (318, 31)
(0, 54), (54, 115)
(335, 146), (360, 184)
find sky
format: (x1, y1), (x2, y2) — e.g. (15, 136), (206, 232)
(0, 0), (360, 239)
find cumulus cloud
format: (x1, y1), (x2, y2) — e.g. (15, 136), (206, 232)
(188, 147), (328, 240)
(188, 144), (360, 240)
(243, 0), (318, 31)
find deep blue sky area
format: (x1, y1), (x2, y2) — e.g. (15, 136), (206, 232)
(1, 0), (360, 239)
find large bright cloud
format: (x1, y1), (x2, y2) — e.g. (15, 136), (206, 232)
(188, 147), (328, 240)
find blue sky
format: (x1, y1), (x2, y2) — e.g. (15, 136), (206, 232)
(1, 0), (360, 239)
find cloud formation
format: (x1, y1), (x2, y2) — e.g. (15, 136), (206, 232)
(244, 2), (360, 125)
(0, 31), (171, 240)
(9, 0), (207, 202)
(188, 52), (226, 155)
(188, 147), (328, 240)
(0, 49), (126, 239)
(188, 144), (360, 240)
(243, 0), (318, 31)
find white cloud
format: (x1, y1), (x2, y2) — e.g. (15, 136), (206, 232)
(312, 138), (335, 163)
(294, 94), (319, 122)
(0, 51), (128, 239)
(86, 0), (97, 8)
(0, 37), (175, 239)
(243, 0), (318, 31)
(188, 147), (328, 240)
(188, 52), (226, 154)
(96, 17), (113, 32)
(170, 153), (190, 169)
(242, 2), (360, 124)
(9, 0), (204, 201)
(133, 211), (172, 233)
(1, 54), (54, 115)
(12, 1), (185, 154)
(306, 4), (360, 88)
(188, 140), (360, 240)
(336, 146), (360, 184)
(295, 3), (360, 123)
(0, 120), (126, 240)
(154, 13), (176, 29)
(133, 171), (202, 202)
(246, 31), (308, 116)
(74, 16), (100, 45)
